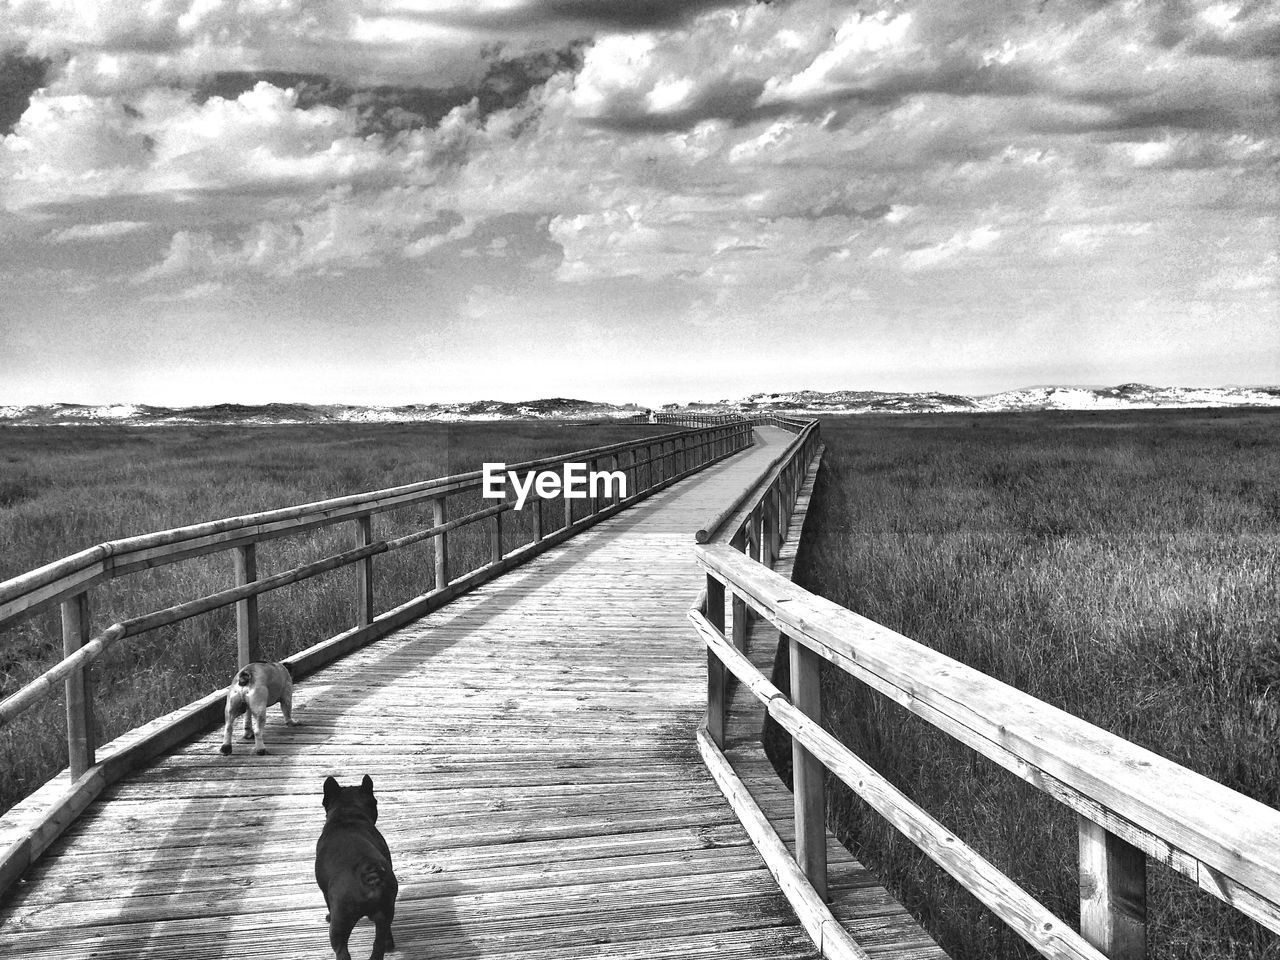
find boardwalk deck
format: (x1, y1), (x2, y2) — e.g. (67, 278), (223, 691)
(0, 428), (946, 960)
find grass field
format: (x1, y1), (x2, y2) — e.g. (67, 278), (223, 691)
(0, 420), (664, 816)
(779, 407), (1280, 959)
(5, 409), (1278, 957)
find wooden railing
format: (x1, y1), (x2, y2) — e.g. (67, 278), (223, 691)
(0, 419), (753, 895)
(689, 419), (1280, 959)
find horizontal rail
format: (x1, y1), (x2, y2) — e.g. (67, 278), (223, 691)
(689, 605), (1106, 960)
(0, 425), (736, 629)
(0, 418), (757, 897)
(696, 418), (818, 544)
(0, 499), (531, 727)
(696, 540), (1280, 947)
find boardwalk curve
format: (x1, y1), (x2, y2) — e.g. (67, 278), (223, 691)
(0, 427), (941, 960)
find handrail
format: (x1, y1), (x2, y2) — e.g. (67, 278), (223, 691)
(0, 426), (742, 629)
(695, 418), (819, 544)
(690, 418), (1280, 959)
(0, 418), (755, 897)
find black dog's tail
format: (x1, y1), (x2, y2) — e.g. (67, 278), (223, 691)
(357, 860), (394, 899)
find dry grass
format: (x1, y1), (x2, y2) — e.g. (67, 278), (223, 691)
(771, 407), (1280, 959)
(0, 420), (663, 816)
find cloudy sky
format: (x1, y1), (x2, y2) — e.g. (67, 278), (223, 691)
(1, 0), (1276, 406)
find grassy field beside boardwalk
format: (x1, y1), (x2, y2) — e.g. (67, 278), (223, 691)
(0, 419), (666, 817)
(782, 407), (1280, 959)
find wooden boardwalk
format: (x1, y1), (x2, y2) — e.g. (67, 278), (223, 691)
(0, 429), (944, 960)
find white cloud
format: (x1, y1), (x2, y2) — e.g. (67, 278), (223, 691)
(1, 0), (1275, 350)
(1, 82), (427, 210)
(759, 10), (918, 106)
(901, 225), (1001, 271)
(44, 220), (151, 242)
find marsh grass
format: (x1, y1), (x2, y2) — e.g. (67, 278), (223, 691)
(775, 408), (1280, 959)
(0, 420), (662, 815)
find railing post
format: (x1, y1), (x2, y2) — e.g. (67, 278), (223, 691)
(532, 491), (544, 542)
(706, 574), (728, 748)
(355, 514), (374, 627)
(60, 591), (95, 779)
(774, 487), (785, 556)
(432, 497), (449, 590)
(491, 509), (503, 565)
(762, 499), (776, 567)
(791, 636), (828, 901)
(1079, 817), (1147, 959)
(564, 468), (574, 529)
(234, 543), (260, 666)
(749, 506), (762, 565)
(610, 453), (621, 505)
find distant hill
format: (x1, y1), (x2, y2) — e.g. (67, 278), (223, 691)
(689, 383), (1280, 416)
(0, 399), (645, 426)
(1, 384), (1277, 426)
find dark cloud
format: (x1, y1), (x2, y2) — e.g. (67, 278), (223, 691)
(583, 76), (770, 131)
(582, 52), (1045, 134)
(192, 43), (586, 136)
(408, 0), (743, 32)
(0, 47), (51, 134)
(808, 200), (894, 220)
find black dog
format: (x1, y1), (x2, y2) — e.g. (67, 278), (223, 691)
(315, 775), (399, 960)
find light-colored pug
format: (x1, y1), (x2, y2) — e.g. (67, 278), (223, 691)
(220, 660), (300, 755)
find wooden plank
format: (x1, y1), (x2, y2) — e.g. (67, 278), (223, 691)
(698, 728), (872, 960)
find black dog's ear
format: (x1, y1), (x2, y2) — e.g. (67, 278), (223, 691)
(323, 776), (340, 805)
(360, 775), (374, 793)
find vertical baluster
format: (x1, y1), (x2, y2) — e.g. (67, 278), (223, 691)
(762, 498), (776, 567)
(491, 508), (503, 565)
(61, 591), (95, 779)
(773, 487), (785, 556)
(729, 528), (750, 652)
(355, 515), (374, 627)
(791, 636), (828, 901)
(432, 497), (449, 590)
(564, 463), (574, 530)
(234, 544), (260, 666)
(749, 505), (762, 565)
(1079, 817), (1147, 959)
(705, 574), (727, 747)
